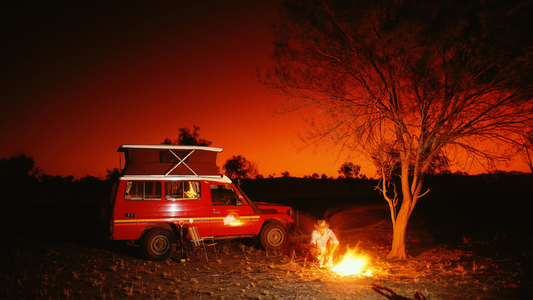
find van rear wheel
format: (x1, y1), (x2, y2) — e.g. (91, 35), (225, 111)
(260, 222), (288, 251)
(142, 228), (176, 261)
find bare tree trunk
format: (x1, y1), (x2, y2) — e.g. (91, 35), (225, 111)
(387, 158), (423, 260)
(387, 203), (410, 259)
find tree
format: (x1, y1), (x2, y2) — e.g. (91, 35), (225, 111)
(246, 160), (261, 179)
(106, 167), (123, 181)
(223, 156), (250, 179)
(261, 0), (533, 259)
(39, 174), (72, 183)
(338, 162), (361, 178)
(281, 171), (291, 178)
(0, 152), (40, 180)
(222, 156), (261, 179)
(162, 125), (212, 146)
(0, 152), (40, 202)
(79, 175), (100, 182)
(304, 173), (320, 179)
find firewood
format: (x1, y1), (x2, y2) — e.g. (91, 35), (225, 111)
(371, 284), (426, 300)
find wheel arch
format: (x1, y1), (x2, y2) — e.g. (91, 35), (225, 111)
(260, 217), (293, 234)
(141, 223), (179, 241)
(261, 218), (288, 228)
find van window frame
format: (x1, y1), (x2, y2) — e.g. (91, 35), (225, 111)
(124, 181), (162, 201)
(165, 181), (201, 201)
(210, 184), (243, 206)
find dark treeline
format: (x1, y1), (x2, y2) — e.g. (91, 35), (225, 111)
(0, 175), (115, 242)
(0, 158), (531, 247)
(0, 153), (118, 241)
(419, 172), (533, 243)
(2, 169), (529, 206)
(0, 175), (114, 204)
(242, 173), (533, 248)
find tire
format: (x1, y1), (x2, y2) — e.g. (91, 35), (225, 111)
(260, 222), (289, 251)
(142, 228), (176, 261)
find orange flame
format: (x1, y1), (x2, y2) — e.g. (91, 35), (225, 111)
(331, 247), (372, 276)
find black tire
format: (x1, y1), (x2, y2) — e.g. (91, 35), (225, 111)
(141, 228), (176, 261)
(260, 222), (289, 250)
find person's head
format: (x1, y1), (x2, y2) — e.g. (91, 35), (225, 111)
(314, 220), (329, 234)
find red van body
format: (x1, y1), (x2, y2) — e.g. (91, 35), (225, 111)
(110, 145), (295, 261)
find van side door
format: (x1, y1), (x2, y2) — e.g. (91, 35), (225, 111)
(163, 180), (211, 237)
(209, 184), (253, 236)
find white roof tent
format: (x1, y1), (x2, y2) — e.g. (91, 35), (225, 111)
(118, 144), (223, 177)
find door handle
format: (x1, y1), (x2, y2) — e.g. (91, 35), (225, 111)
(213, 211), (220, 214)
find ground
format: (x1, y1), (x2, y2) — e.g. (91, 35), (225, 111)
(1, 224), (530, 300)
(1, 175), (532, 299)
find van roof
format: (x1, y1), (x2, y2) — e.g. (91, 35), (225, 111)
(118, 144), (223, 152)
(120, 174), (232, 183)
(118, 144), (222, 177)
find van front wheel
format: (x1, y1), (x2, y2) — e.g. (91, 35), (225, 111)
(260, 222), (288, 251)
(142, 228), (176, 261)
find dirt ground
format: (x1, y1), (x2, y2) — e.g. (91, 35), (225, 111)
(1, 226), (530, 300)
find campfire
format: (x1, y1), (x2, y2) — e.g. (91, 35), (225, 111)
(331, 247), (372, 276)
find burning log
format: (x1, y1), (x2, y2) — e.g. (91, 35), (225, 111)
(371, 284), (427, 300)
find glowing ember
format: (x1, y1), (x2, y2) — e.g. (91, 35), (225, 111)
(331, 248), (373, 276)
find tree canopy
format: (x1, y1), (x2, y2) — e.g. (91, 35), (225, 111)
(223, 155), (250, 179)
(261, 0), (533, 259)
(338, 162), (361, 178)
(0, 152), (40, 181)
(162, 125), (212, 146)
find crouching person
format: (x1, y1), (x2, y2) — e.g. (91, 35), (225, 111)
(310, 220), (339, 268)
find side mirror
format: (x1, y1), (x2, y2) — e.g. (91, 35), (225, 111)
(236, 195), (244, 207)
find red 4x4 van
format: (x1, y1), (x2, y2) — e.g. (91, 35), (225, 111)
(110, 145), (295, 261)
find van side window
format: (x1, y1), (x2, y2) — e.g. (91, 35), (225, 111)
(125, 181), (161, 200)
(210, 184), (239, 206)
(166, 181), (201, 200)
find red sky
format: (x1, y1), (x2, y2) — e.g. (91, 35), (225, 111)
(0, 1), (528, 179)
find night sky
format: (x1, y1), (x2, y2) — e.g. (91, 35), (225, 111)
(0, 1), (527, 179)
